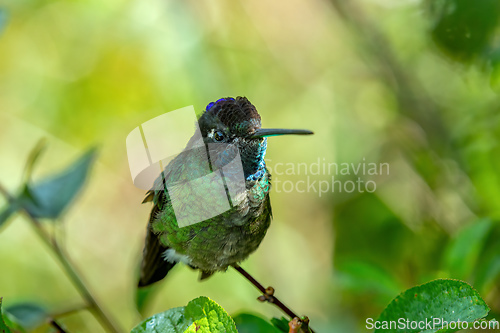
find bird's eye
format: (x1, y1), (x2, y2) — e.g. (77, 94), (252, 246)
(214, 130), (225, 142)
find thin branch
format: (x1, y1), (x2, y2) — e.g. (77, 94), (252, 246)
(23, 212), (122, 333)
(48, 318), (68, 333)
(0, 183), (122, 333)
(232, 264), (315, 333)
(51, 303), (90, 319)
(0, 183), (13, 202)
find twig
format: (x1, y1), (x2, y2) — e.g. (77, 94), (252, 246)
(51, 303), (90, 319)
(24, 212), (122, 333)
(0, 183), (12, 202)
(48, 318), (68, 333)
(0, 183), (122, 333)
(231, 264), (315, 333)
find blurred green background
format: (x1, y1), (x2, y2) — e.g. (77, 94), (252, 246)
(1, 0), (500, 332)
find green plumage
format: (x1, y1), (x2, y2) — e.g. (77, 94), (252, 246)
(152, 172), (271, 271)
(138, 97), (311, 287)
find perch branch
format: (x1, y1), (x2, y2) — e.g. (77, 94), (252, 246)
(48, 318), (68, 333)
(232, 264), (314, 333)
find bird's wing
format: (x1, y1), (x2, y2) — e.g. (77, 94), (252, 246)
(137, 146), (204, 287)
(138, 190), (176, 287)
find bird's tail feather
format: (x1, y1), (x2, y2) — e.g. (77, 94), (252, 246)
(138, 227), (176, 287)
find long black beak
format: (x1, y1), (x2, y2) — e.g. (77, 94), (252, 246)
(250, 128), (314, 138)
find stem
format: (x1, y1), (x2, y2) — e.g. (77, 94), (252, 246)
(0, 184), (11, 202)
(24, 212), (122, 333)
(0, 183), (122, 333)
(48, 318), (68, 333)
(232, 264), (315, 333)
(51, 303), (90, 319)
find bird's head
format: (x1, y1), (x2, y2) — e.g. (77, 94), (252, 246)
(198, 97), (312, 180)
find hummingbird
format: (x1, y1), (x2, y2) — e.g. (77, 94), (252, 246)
(138, 97), (313, 287)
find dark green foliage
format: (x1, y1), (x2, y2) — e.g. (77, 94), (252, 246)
(425, 0), (500, 89)
(0, 299), (12, 333)
(443, 218), (492, 280)
(428, 0), (500, 62)
(473, 223), (500, 294)
(135, 285), (157, 315)
(233, 313), (282, 333)
(375, 279), (489, 333)
(270, 317), (289, 332)
(4, 303), (47, 330)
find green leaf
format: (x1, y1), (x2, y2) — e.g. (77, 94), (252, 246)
(131, 296), (237, 333)
(131, 307), (188, 333)
(475, 255), (500, 293)
(233, 313), (282, 333)
(2, 313), (25, 333)
(0, 148), (97, 224)
(443, 218), (492, 279)
(270, 317), (289, 332)
(375, 279), (489, 333)
(0, 299), (12, 333)
(21, 148), (97, 219)
(5, 303), (47, 330)
(428, 0), (500, 63)
(184, 296), (237, 333)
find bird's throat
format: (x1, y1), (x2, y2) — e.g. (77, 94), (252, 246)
(244, 138), (268, 181)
